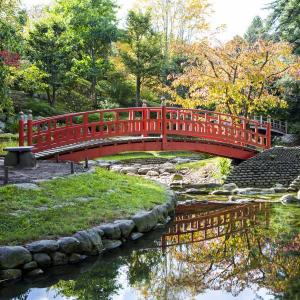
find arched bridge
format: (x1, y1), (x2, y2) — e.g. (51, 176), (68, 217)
(19, 107), (273, 161)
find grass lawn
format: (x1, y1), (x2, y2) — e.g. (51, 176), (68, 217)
(0, 168), (168, 245)
(98, 151), (206, 161)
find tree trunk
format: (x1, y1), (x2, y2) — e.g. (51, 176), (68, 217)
(135, 75), (141, 107)
(90, 46), (97, 108)
(51, 86), (56, 107)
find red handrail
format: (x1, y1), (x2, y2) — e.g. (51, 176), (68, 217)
(19, 107), (271, 153)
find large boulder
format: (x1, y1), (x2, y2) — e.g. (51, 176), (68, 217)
(99, 223), (122, 240)
(73, 229), (104, 254)
(146, 170), (160, 177)
(0, 246), (32, 269)
(102, 239), (122, 250)
(0, 269), (22, 281)
(33, 253), (51, 267)
(50, 252), (68, 266)
(132, 210), (158, 232)
(137, 167), (152, 175)
(281, 194), (300, 204)
(120, 166), (138, 174)
(152, 205), (169, 223)
(114, 220), (135, 238)
(58, 237), (81, 254)
(25, 240), (59, 253)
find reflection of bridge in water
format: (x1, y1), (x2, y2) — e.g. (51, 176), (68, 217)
(161, 202), (270, 248)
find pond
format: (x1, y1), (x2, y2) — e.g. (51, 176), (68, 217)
(1, 201), (300, 300)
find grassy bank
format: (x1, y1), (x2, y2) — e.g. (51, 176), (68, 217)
(0, 168), (168, 245)
(98, 151), (206, 161)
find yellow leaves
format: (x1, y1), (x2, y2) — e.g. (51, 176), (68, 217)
(168, 37), (299, 117)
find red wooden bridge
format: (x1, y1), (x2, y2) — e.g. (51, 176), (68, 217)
(19, 106), (272, 161)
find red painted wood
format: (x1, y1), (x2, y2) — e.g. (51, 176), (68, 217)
(21, 107), (271, 159)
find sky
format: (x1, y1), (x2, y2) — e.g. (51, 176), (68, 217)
(22, 0), (271, 42)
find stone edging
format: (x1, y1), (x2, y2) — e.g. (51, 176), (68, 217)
(0, 188), (176, 284)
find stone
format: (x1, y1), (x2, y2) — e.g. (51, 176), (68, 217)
(152, 205), (168, 223)
(281, 194), (300, 204)
(0, 246), (32, 269)
(233, 188), (276, 195)
(50, 252), (68, 266)
(103, 239), (122, 250)
(4, 152), (18, 167)
(86, 229), (104, 254)
(19, 151), (37, 168)
(73, 231), (93, 254)
(297, 190), (300, 199)
(132, 210), (158, 233)
(99, 224), (122, 240)
(211, 190), (232, 195)
(137, 167), (152, 175)
(22, 261), (38, 271)
(14, 183), (41, 191)
(26, 240), (59, 253)
(130, 232), (144, 240)
(185, 188), (208, 195)
(33, 253), (51, 267)
(146, 170), (160, 176)
(27, 268), (44, 277)
(92, 226), (105, 237)
(222, 183), (238, 191)
(120, 166), (138, 174)
(97, 161), (111, 169)
(0, 269), (22, 281)
(114, 220), (135, 238)
(58, 237), (81, 254)
(69, 253), (81, 264)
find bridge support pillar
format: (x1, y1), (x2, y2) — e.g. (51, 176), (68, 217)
(161, 97), (167, 150)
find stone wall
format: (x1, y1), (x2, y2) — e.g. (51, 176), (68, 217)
(0, 191), (176, 284)
(225, 146), (300, 188)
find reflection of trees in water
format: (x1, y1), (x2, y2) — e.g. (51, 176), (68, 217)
(130, 204), (300, 300)
(53, 204), (300, 300)
(54, 257), (125, 300)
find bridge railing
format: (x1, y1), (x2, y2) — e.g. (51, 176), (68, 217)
(18, 107), (271, 153)
(252, 115), (288, 134)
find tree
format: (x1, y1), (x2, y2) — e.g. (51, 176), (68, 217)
(268, 0), (300, 54)
(135, 0), (211, 58)
(56, 0), (118, 108)
(244, 16), (268, 44)
(120, 10), (163, 105)
(0, 0), (24, 115)
(27, 18), (73, 106)
(168, 37), (300, 117)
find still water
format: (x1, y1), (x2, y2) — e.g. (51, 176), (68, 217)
(2, 202), (300, 300)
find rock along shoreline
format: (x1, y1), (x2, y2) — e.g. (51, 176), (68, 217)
(0, 188), (177, 285)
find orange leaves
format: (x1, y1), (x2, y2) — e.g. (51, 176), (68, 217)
(168, 38), (300, 117)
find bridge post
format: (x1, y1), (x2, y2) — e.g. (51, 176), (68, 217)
(27, 110), (33, 146)
(18, 111), (25, 146)
(267, 115), (272, 148)
(161, 97), (167, 150)
(142, 99), (148, 137)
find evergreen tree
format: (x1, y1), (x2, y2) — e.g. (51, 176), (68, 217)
(244, 16), (268, 44)
(121, 10), (163, 106)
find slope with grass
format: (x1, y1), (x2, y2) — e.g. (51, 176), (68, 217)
(0, 168), (168, 245)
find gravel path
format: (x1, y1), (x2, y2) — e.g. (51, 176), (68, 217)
(0, 159), (88, 185)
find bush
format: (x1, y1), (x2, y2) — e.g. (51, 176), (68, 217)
(216, 157), (232, 178)
(23, 99), (63, 117)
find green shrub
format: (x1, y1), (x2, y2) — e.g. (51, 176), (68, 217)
(216, 157), (232, 178)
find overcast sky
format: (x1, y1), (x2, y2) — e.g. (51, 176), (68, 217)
(22, 0), (271, 42)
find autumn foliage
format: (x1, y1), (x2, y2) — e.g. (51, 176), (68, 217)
(168, 37), (300, 117)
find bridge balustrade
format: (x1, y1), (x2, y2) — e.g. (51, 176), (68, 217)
(19, 107), (271, 153)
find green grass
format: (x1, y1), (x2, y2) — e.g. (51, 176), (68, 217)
(0, 133), (19, 155)
(0, 168), (168, 245)
(98, 151), (206, 161)
(175, 157), (216, 170)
